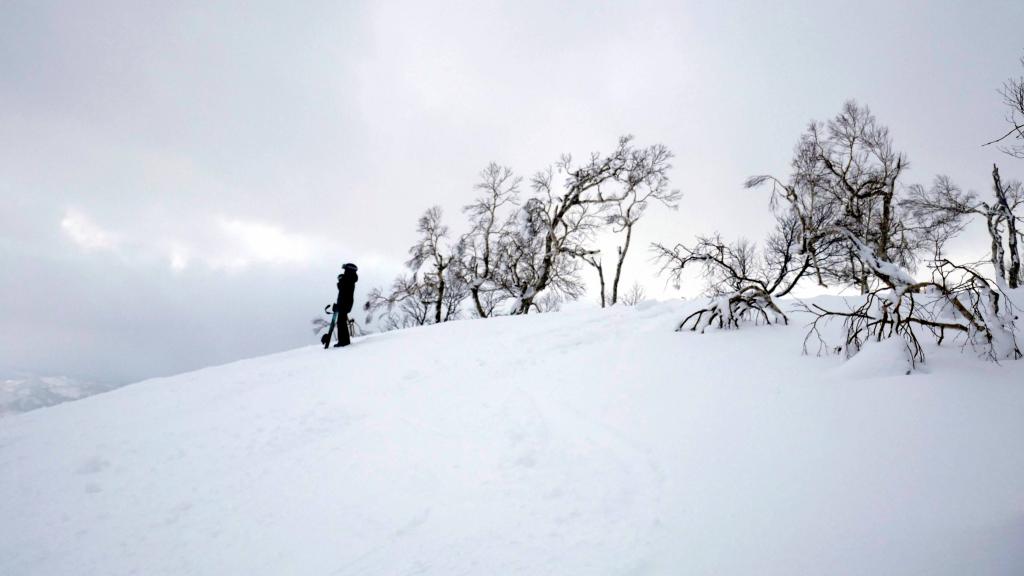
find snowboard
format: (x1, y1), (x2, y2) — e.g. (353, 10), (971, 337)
(321, 305), (339, 349)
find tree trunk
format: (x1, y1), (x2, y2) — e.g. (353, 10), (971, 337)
(434, 261), (446, 324)
(610, 223), (633, 305)
(850, 250), (870, 294)
(470, 287), (488, 318)
(878, 191), (893, 261)
(517, 212), (563, 315)
(515, 285), (536, 315)
(993, 164), (1020, 288)
(987, 211), (1007, 284)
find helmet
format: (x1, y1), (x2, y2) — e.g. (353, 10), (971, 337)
(343, 263), (358, 272)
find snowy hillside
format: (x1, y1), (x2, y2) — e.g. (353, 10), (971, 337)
(1, 298), (1022, 575)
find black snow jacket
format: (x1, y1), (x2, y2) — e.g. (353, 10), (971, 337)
(336, 269), (358, 314)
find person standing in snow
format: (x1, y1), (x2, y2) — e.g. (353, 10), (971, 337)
(329, 263), (358, 347)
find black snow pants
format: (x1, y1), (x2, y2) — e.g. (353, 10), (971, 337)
(332, 312), (351, 347)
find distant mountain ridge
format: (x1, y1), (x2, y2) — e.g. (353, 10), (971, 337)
(0, 373), (123, 417)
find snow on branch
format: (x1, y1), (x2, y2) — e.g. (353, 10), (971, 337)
(802, 233), (1021, 367)
(652, 235), (793, 332)
(677, 286), (787, 332)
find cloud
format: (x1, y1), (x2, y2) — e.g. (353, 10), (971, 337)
(209, 218), (318, 270)
(157, 218), (323, 272)
(168, 243), (190, 272)
(60, 209), (324, 273)
(60, 210), (119, 251)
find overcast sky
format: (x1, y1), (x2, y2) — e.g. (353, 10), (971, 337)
(2, 0), (1022, 384)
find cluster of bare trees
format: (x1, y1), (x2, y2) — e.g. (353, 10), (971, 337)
(656, 97), (1023, 366)
(364, 136), (679, 330)
(358, 58), (1024, 369)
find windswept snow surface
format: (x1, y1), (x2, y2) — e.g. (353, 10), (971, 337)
(1, 299), (1023, 575)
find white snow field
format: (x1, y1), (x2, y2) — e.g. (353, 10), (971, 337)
(1, 298), (1022, 575)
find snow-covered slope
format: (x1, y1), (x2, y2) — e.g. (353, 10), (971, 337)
(1, 299), (1022, 575)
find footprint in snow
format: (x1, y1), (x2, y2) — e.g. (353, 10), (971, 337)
(392, 508), (431, 538)
(76, 456), (110, 475)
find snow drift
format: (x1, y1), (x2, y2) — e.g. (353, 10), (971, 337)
(1, 298), (1022, 575)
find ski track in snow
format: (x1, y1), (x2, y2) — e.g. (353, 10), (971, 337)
(1, 298), (1023, 575)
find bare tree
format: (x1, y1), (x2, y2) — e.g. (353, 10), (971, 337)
(575, 157), (679, 309)
(802, 228), (1021, 367)
(652, 214), (809, 332)
(312, 313), (361, 338)
(765, 154), (1019, 364)
(509, 136), (675, 314)
(903, 166), (1023, 288)
(603, 169), (680, 306)
(535, 290), (566, 313)
(619, 282), (647, 306)
(898, 175), (972, 260)
(568, 245), (607, 307)
(311, 313), (331, 336)
(486, 181), (589, 314)
(985, 56), (1024, 158)
(406, 207), (466, 323)
(747, 101), (919, 293)
(748, 102), (1021, 365)
(364, 207), (467, 330)
(456, 163), (520, 318)
(993, 165), (1022, 287)
(658, 99), (1021, 368)
(363, 274), (434, 330)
